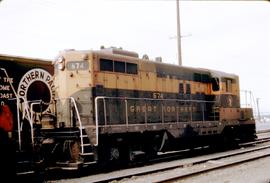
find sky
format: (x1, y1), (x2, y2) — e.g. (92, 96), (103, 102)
(0, 0), (269, 114)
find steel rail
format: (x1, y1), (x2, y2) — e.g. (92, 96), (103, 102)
(154, 146), (270, 183)
(111, 143), (270, 183)
(56, 137), (270, 183)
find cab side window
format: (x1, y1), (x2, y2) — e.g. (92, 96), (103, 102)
(114, 61), (125, 73)
(226, 79), (232, 92)
(186, 83), (191, 94)
(126, 63), (138, 74)
(100, 59), (113, 71)
(211, 77), (220, 91)
(179, 83), (184, 94)
(99, 58), (138, 75)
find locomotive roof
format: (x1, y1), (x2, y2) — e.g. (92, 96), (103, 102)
(92, 49), (238, 79)
(0, 53), (51, 65)
(59, 48), (238, 79)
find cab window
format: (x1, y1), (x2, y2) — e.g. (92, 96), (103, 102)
(126, 63), (138, 74)
(186, 83), (191, 94)
(211, 77), (220, 91)
(179, 83), (184, 94)
(114, 61), (125, 73)
(100, 58), (138, 75)
(226, 79), (232, 92)
(100, 59), (113, 71)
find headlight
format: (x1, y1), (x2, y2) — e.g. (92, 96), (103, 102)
(56, 56), (65, 70)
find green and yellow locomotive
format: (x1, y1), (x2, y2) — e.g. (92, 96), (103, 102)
(40, 47), (256, 169)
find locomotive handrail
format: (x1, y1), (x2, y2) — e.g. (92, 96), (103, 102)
(19, 99), (43, 149)
(41, 97), (86, 152)
(18, 99), (36, 149)
(125, 99), (129, 126)
(95, 96), (216, 103)
(67, 97), (85, 153)
(94, 97), (101, 146)
(29, 100), (43, 147)
(103, 98), (107, 126)
(71, 97), (84, 153)
(95, 96), (218, 131)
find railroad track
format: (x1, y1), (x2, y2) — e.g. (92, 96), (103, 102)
(54, 136), (270, 183)
(256, 130), (270, 141)
(115, 141), (270, 183)
(151, 143), (270, 183)
(257, 129), (270, 134)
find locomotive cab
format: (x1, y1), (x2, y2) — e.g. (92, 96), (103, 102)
(210, 71), (256, 141)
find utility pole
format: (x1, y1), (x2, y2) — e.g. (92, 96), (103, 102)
(176, 0), (182, 66)
(256, 98), (261, 121)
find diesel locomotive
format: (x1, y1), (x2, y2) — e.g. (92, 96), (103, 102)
(49, 47), (256, 169)
(0, 47), (256, 174)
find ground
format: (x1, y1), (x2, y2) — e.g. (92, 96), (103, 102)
(175, 156), (270, 183)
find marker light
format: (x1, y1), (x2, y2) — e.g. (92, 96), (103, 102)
(56, 56), (65, 70)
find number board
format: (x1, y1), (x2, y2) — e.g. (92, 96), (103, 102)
(67, 61), (89, 71)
